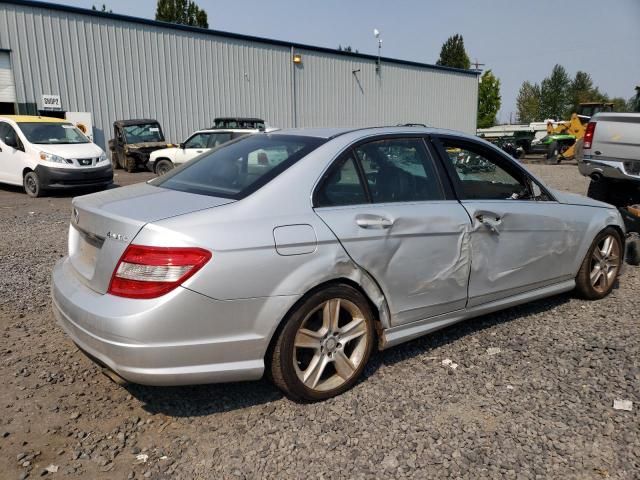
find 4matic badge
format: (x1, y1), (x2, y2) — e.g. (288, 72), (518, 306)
(106, 231), (130, 242)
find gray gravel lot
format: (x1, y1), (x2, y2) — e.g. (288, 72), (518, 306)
(1, 163), (638, 479)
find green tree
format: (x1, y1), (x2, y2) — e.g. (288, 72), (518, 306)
(516, 81), (541, 123)
(609, 97), (629, 113)
(568, 71), (595, 114)
(632, 86), (640, 112)
(337, 45), (359, 53)
(477, 70), (501, 128)
(155, 0), (208, 28)
(436, 34), (470, 70)
(539, 64), (571, 120)
(92, 4), (112, 12)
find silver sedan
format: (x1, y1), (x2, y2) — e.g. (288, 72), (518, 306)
(51, 127), (626, 401)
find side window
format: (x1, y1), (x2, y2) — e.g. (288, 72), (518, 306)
(207, 133), (232, 148)
(441, 141), (531, 200)
(354, 138), (444, 203)
(315, 155), (368, 207)
(184, 133), (209, 149)
(0, 123), (8, 143)
(0, 123), (20, 149)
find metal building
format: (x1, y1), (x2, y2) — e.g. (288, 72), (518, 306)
(0, 0), (479, 150)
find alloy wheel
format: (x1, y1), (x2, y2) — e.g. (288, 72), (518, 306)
(590, 234), (621, 293)
(293, 298), (369, 392)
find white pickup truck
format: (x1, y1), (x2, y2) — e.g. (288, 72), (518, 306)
(578, 112), (640, 206)
(577, 112), (640, 261)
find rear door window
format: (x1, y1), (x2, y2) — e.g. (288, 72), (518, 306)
(207, 133), (233, 148)
(354, 138), (444, 203)
(315, 154), (368, 207)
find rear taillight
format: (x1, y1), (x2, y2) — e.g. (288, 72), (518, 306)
(108, 245), (212, 299)
(583, 121), (596, 150)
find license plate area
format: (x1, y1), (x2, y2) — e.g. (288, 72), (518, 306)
(69, 224), (104, 280)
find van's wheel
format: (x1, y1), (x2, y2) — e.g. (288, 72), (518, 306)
(125, 156), (136, 173)
(587, 178), (611, 203)
(23, 171), (43, 198)
(575, 227), (623, 300)
(545, 141), (559, 164)
(155, 159), (174, 176)
(269, 284), (375, 402)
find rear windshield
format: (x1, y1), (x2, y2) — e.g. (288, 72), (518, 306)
(151, 134), (325, 199)
(18, 122), (89, 144)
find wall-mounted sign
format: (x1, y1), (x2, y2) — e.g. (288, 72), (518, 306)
(41, 94), (62, 110)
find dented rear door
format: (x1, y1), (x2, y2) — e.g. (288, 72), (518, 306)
(313, 136), (472, 327)
(316, 202), (471, 326)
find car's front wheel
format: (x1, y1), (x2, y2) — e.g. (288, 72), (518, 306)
(155, 159), (174, 176)
(575, 227), (623, 300)
(269, 284), (375, 401)
(23, 171), (43, 198)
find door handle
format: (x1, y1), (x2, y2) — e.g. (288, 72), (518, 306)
(475, 214), (501, 235)
(356, 215), (394, 229)
(196, 150), (203, 153)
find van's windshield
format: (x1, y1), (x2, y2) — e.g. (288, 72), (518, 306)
(151, 134), (325, 199)
(18, 122), (89, 144)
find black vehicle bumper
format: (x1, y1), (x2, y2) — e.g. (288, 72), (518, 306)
(35, 164), (114, 189)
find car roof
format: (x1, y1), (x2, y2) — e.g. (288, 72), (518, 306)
(269, 126), (479, 141)
(194, 128), (258, 134)
(0, 115), (69, 123)
(114, 119), (160, 127)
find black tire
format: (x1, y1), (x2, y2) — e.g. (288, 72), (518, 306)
(23, 171), (44, 198)
(545, 141), (559, 165)
(269, 284), (375, 402)
(155, 159), (174, 176)
(574, 227), (623, 300)
(111, 151), (122, 169)
(586, 178), (611, 204)
(626, 236), (640, 267)
(125, 156), (136, 173)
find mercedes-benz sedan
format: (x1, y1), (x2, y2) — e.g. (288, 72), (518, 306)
(51, 127), (625, 401)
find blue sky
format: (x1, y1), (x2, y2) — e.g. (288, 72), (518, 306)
(49, 0), (640, 123)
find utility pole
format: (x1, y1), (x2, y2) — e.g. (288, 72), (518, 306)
(472, 58), (485, 72)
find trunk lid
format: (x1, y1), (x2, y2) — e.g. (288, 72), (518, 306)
(69, 183), (233, 294)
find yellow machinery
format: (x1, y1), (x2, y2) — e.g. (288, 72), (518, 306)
(546, 102), (614, 160)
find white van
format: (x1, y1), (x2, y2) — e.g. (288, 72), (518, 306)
(0, 115), (112, 197)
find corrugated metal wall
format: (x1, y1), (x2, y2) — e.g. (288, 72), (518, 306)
(0, 2), (478, 151)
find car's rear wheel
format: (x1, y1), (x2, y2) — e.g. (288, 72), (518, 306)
(23, 171), (43, 198)
(575, 227), (622, 300)
(155, 159), (174, 176)
(269, 284), (375, 402)
(125, 156), (136, 173)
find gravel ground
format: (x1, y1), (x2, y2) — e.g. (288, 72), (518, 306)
(1, 163), (638, 479)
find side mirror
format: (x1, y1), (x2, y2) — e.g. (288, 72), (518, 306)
(179, 143), (186, 149)
(108, 139), (116, 151)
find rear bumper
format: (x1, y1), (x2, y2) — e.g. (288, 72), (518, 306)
(36, 164), (113, 189)
(51, 257), (297, 386)
(578, 156), (640, 183)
